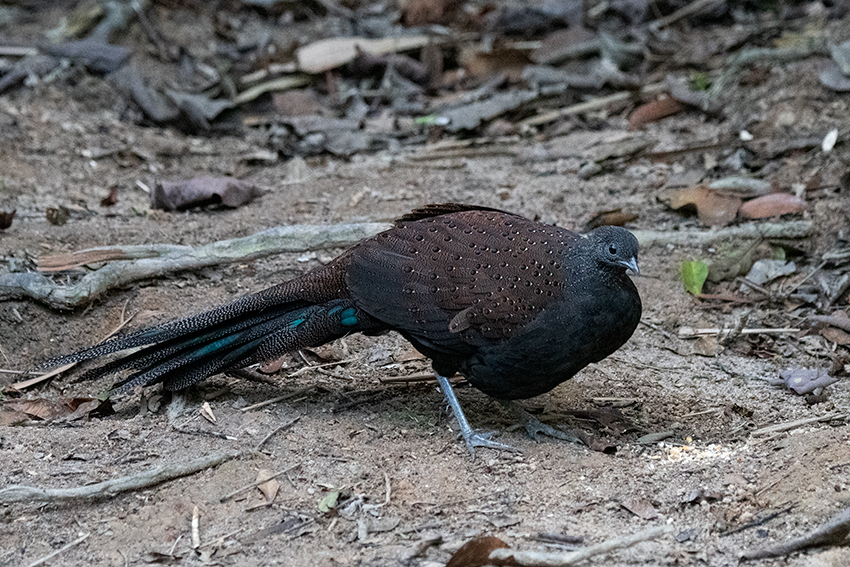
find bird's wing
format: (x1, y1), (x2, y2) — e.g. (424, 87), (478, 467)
(346, 209), (577, 346)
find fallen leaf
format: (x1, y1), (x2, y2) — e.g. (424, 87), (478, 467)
(621, 497), (658, 519)
(739, 193), (806, 219)
(822, 327), (850, 346)
(297, 35), (435, 74)
(681, 261), (709, 295)
(627, 97), (687, 130)
(584, 208), (639, 230)
(200, 401), (216, 424)
(743, 259), (796, 286)
(256, 469), (280, 502)
(318, 490), (340, 513)
(669, 185), (741, 227)
(151, 176), (264, 211)
(0, 210), (14, 229)
(100, 185), (118, 207)
(446, 536), (512, 567)
(776, 368), (837, 395)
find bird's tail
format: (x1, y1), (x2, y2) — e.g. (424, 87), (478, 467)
(40, 292), (381, 393)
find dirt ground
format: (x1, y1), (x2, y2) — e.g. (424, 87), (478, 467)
(3, 5), (850, 567)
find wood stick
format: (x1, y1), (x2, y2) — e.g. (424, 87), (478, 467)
(0, 450), (240, 503)
(490, 525), (674, 566)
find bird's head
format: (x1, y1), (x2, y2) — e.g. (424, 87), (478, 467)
(588, 226), (640, 275)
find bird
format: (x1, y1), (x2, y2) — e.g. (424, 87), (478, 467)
(42, 204), (642, 456)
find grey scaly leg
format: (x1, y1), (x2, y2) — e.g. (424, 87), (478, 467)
(501, 400), (581, 443)
(435, 373), (519, 457)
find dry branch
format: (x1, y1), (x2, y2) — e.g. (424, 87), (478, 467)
(0, 222), (391, 310)
(741, 505), (850, 560)
(490, 525), (674, 566)
(0, 450), (240, 503)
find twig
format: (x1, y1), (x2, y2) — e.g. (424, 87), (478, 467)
(678, 327), (800, 338)
(0, 221), (392, 309)
(721, 504), (795, 536)
(639, 320), (675, 341)
(741, 505), (850, 560)
(521, 83), (666, 127)
(239, 386), (314, 413)
(632, 220), (812, 248)
(787, 260), (828, 295)
(256, 415), (302, 449)
(219, 463), (301, 503)
(0, 450), (240, 503)
(25, 533), (90, 567)
(191, 505), (201, 549)
(751, 412), (846, 437)
(490, 525), (674, 566)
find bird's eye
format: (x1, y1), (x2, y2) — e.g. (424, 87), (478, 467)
(608, 244), (618, 255)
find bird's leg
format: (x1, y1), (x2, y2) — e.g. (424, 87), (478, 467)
(501, 400), (581, 443)
(435, 373), (520, 457)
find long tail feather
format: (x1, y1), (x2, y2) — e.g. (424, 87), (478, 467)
(49, 298), (383, 393)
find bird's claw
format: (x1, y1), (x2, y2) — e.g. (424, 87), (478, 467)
(523, 420), (581, 443)
(461, 429), (521, 457)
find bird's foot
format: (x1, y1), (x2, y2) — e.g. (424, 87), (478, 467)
(503, 400), (581, 444)
(521, 418), (580, 443)
(460, 429), (521, 457)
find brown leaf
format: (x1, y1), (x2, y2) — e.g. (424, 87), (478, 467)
(4, 396), (104, 421)
(821, 326), (850, 345)
(0, 209), (15, 230)
(151, 176), (264, 211)
(256, 469), (280, 502)
(620, 497), (658, 519)
(584, 208), (639, 230)
(627, 97), (687, 131)
(446, 536), (512, 567)
(739, 193), (806, 219)
(100, 185), (118, 207)
(669, 185), (741, 227)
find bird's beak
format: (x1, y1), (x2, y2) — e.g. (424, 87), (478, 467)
(619, 257), (640, 276)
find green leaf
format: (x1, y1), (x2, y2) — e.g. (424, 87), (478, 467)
(681, 261), (709, 295)
(318, 490), (339, 513)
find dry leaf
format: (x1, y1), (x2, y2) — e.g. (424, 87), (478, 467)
(627, 97), (687, 130)
(296, 36), (434, 74)
(0, 210), (15, 230)
(739, 193), (806, 219)
(100, 185), (118, 207)
(446, 536), (512, 567)
(775, 368), (837, 395)
(585, 208), (639, 230)
(151, 176), (264, 211)
(821, 327), (850, 345)
(669, 185), (741, 227)
(200, 401), (216, 423)
(621, 497), (659, 520)
(256, 469), (280, 502)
